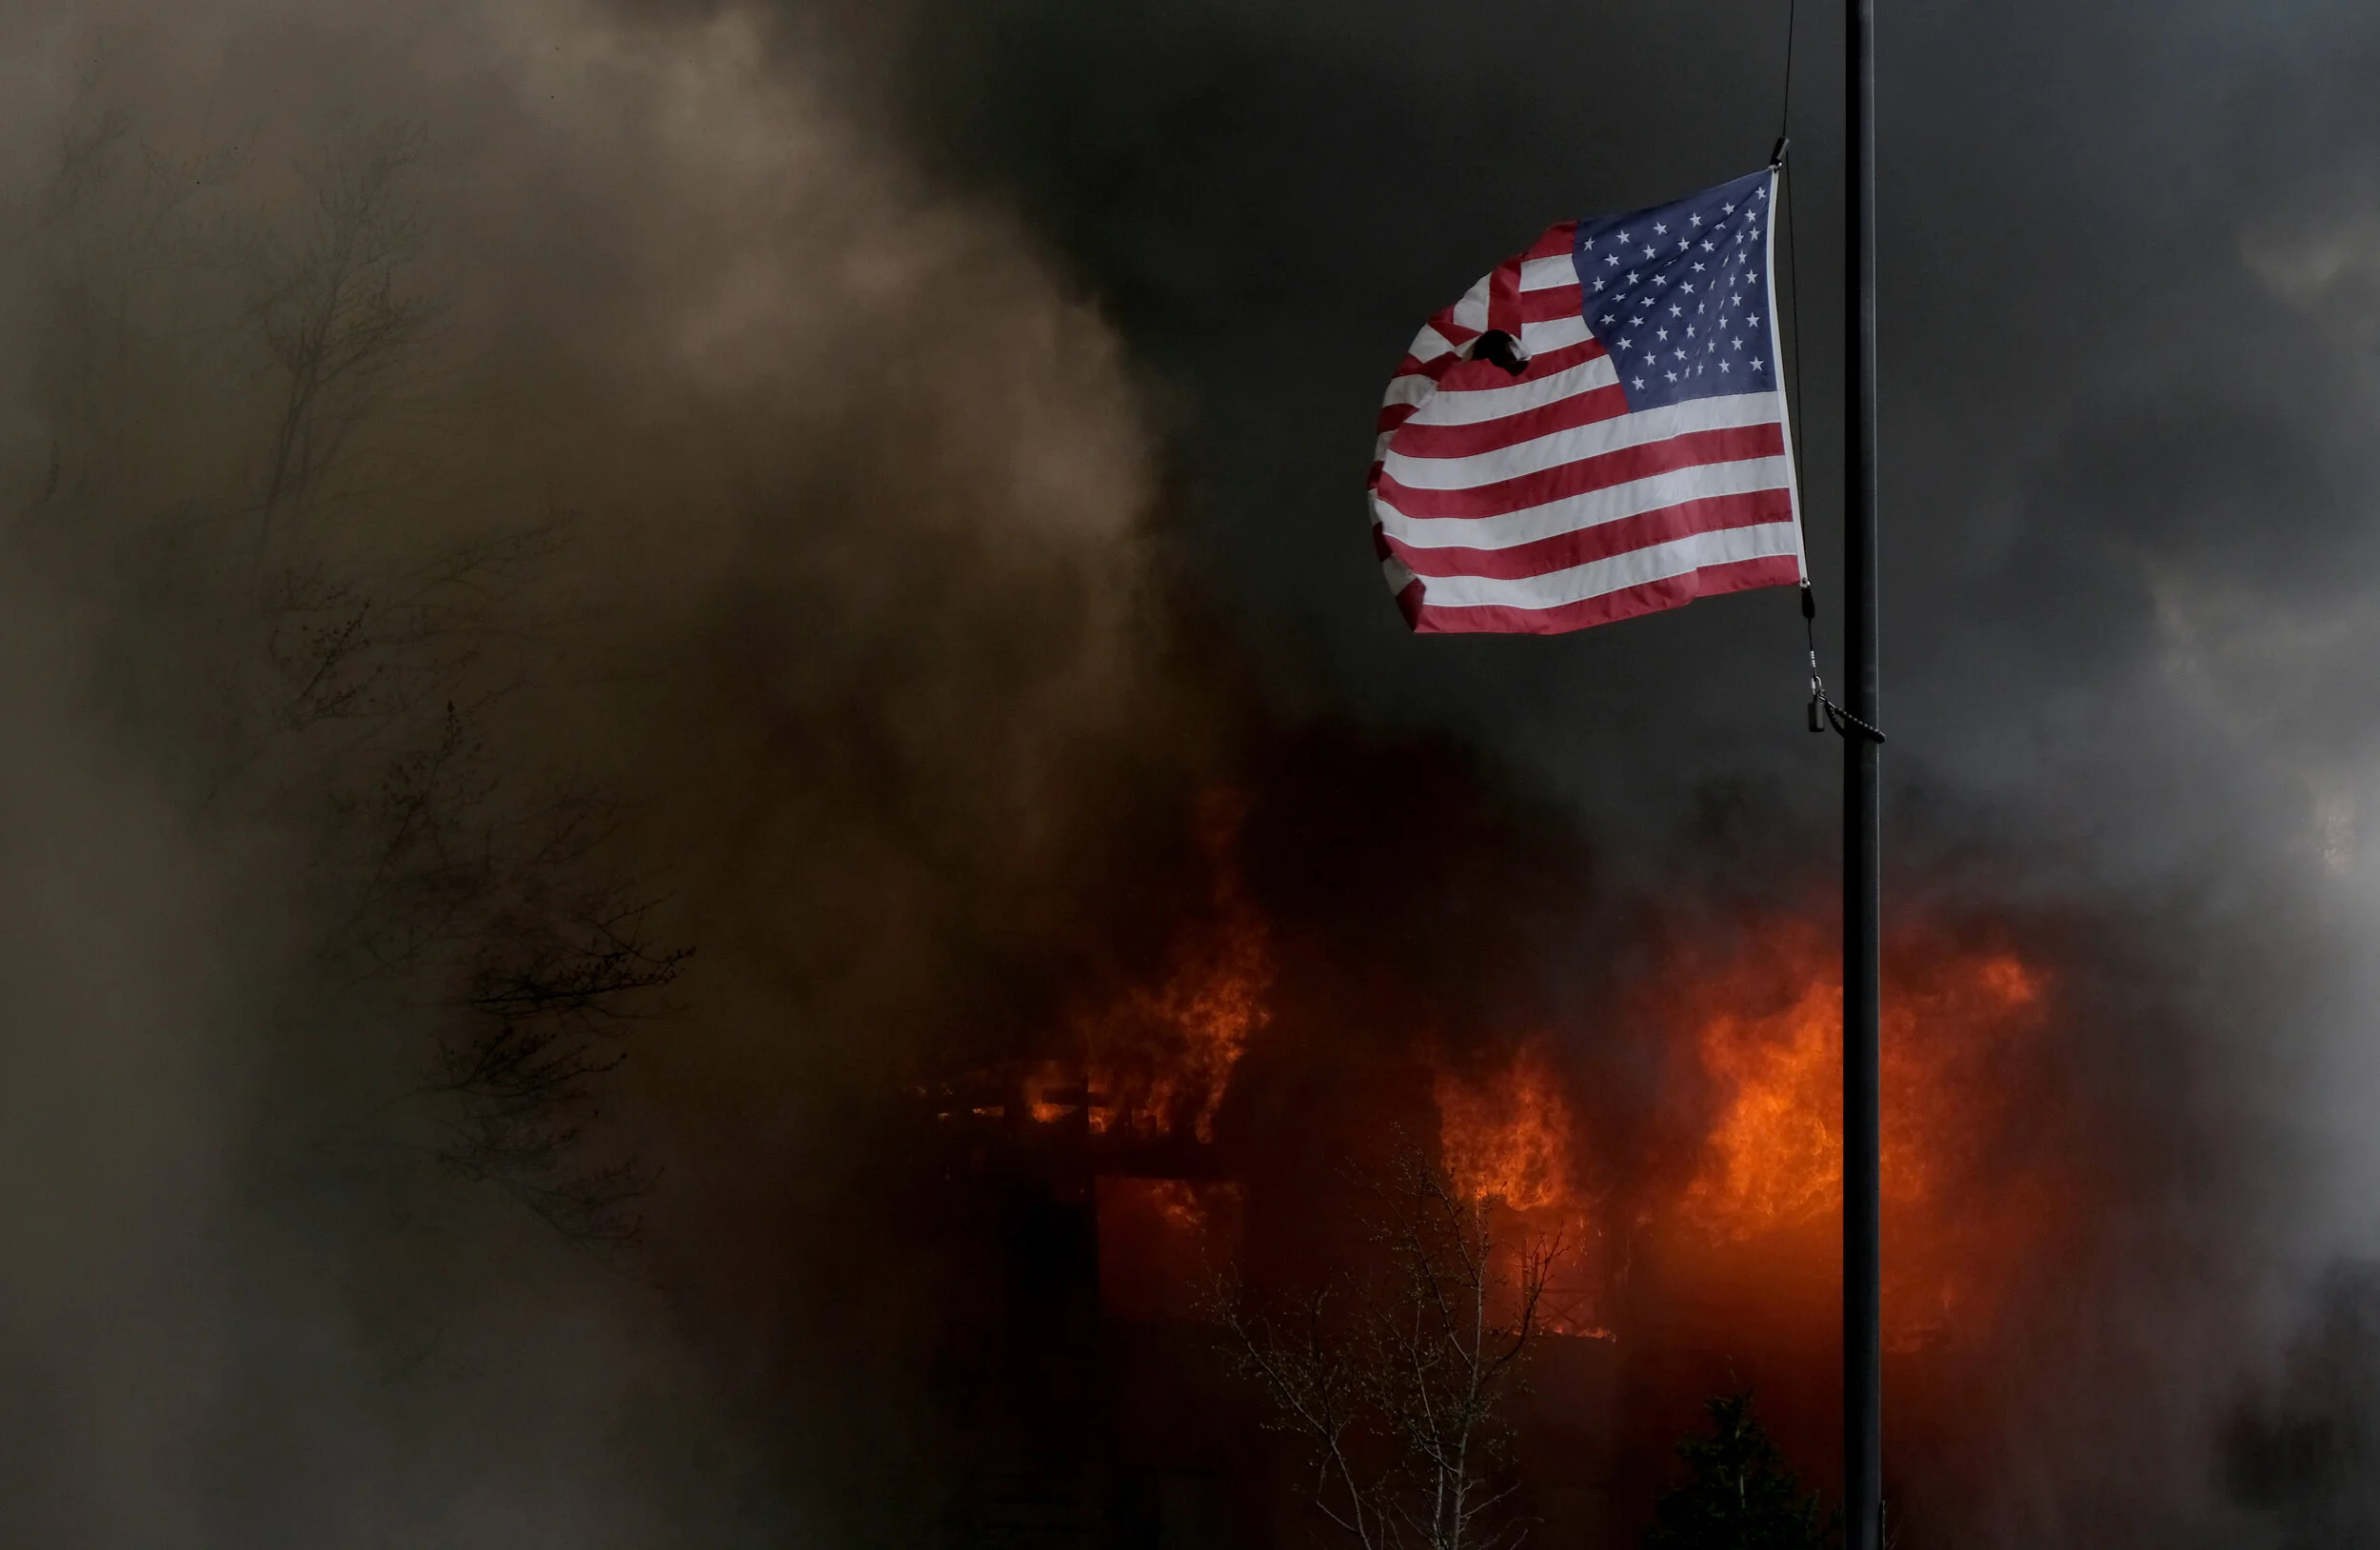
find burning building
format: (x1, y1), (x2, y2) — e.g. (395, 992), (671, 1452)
(903, 754), (2088, 1547)
(5, 5), (2365, 1547)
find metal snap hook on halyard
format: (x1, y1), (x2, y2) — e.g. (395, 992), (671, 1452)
(1803, 583), (1886, 744)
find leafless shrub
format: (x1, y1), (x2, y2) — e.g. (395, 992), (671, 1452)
(1213, 1140), (1560, 1550)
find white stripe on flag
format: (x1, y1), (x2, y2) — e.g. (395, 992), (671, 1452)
(1404, 355), (1617, 425)
(1517, 313), (1592, 354)
(1379, 390), (1788, 490)
(1448, 273), (1492, 335)
(1375, 455), (1793, 552)
(1519, 252), (1578, 291)
(1406, 328), (1455, 366)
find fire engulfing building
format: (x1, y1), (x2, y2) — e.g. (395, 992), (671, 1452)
(905, 783), (2064, 1548)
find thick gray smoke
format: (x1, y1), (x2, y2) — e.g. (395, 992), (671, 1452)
(0, 2), (1209, 1543)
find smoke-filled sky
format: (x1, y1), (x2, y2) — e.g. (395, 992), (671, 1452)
(869, 3), (2380, 1537)
(4, 0), (2380, 1546)
(883, 0), (2380, 854)
(883, 0), (2380, 1239)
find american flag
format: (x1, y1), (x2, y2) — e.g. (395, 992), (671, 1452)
(1370, 168), (1805, 635)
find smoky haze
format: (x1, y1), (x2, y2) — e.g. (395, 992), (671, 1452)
(878, 0), (2380, 1536)
(0, 0), (1220, 1542)
(3, 0), (2380, 1546)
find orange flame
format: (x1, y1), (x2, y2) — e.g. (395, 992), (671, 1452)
(1681, 973), (1844, 1234)
(1433, 1043), (1610, 1338)
(1081, 789), (1271, 1142)
(1671, 917), (2053, 1344)
(1022, 1060), (1077, 1125)
(1436, 1043), (1576, 1212)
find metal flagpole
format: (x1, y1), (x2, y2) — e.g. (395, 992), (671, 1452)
(1844, 0), (1884, 1542)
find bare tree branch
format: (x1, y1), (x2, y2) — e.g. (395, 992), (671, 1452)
(31, 100), (682, 1253)
(1211, 1136), (1561, 1550)
(251, 125), (431, 546)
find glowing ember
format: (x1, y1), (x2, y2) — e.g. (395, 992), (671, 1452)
(1022, 1060), (1080, 1124)
(1096, 1177), (1245, 1321)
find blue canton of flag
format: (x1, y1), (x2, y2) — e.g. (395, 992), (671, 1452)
(1575, 168), (1779, 413)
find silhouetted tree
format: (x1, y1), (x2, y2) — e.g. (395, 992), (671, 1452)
(30, 106), (684, 1245)
(1214, 1141), (1559, 1550)
(251, 126), (431, 545)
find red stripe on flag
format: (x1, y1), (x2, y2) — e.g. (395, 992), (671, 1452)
(1396, 338), (1604, 405)
(1487, 259), (1523, 337)
(1404, 555), (1804, 635)
(1517, 286), (1584, 324)
(1521, 221), (1578, 262)
(1427, 307), (1480, 348)
(1494, 338), (1605, 382)
(1375, 423), (1787, 518)
(1385, 383), (1634, 461)
(1382, 489), (1795, 580)
(1379, 338), (1608, 434)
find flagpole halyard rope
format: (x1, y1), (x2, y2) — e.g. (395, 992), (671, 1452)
(1777, 0), (1806, 456)
(1803, 584), (1884, 743)
(1775, 0), (1876, 741)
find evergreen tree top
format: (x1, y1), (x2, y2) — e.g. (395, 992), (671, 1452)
(1646, 1390), (1834, 1550)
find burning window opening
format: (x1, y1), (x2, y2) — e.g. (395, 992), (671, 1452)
(1075, 788), (1272, 1144)
(926, 790), (1270, 1147)
(1433, 1042), (1614, 1340)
